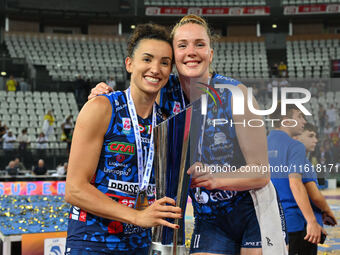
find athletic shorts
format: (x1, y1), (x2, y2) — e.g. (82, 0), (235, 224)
(288, 227), (317, 255)
(65, 247), (149, 255)
(190, 195), (261, 254)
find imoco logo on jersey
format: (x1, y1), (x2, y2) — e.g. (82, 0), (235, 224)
(108, 142), (135, 155)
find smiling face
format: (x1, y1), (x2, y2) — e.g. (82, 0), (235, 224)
(172, 23), (213, 79)
(125, 39), (173, 95)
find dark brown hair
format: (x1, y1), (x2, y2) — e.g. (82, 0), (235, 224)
(270, 102), (303, 128)
(127, 23), (172, 58)
(303, 122), (318, 137)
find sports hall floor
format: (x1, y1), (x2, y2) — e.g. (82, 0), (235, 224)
(184, 188), (340, 254)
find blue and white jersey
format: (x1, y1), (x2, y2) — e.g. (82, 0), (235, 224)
(66, 91), (164, 253)
(160, 73), (250, 218)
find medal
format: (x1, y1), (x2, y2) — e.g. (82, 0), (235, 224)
(135, 191), (149, 211)
(125, 88), (156, 210)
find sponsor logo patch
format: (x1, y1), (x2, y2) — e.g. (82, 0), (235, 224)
(107, 142), (135, 155)
(138, 124), (152, 134)
(172, 101), (181, 114)
(108, 180), (155, 196)
(69, 206), (87, 222)
(122, 118), (132, 134)
(116, 154), (125, 162)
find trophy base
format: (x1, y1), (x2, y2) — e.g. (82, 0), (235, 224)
(149, 242), (187, 255)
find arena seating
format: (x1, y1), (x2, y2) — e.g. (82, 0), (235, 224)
(282, 0), (340, 5)
(144, 0), (267, 6)
(4, 32), (126, 82)
(212, 37), (269, 78)
(0, 91), (78, 149)
(286, 35), (340, 78)
(4, 32), (269, 81)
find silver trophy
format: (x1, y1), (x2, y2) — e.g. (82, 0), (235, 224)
(150, 106), (193, 255)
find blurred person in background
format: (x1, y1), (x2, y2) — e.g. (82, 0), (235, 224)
(267, 79), (273, 99)
(36, 132), (48, 149)
(6, 75), (18, 92)
(18, 78), (29, 92)
(42, 110), (55, 137)
(318, 104), (326, 136)
(330, 129), (339, 146)
(5, 160), (18, 176)
(56, 162), (68, 176)
(13, 157), (26, 170)
(61, 115), (74, 152)
(324, 142), (335, 165)
(326, 104), (338, 128)
(323, 123), (333, 137)
(278, 61), (287, 77)
(2, 130), (16, 150)
(279, 77), (289, 88)
(61, 115), (74, 141)
(271, 63), (279, 78)
(17, 128), (30, 151)
(319, 145), (332, 166)
(33, 159), (47, 175)
(0, 121), (7, 144)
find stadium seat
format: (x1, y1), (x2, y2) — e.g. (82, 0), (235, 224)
(286, 36), (339, 78)
(4, 32), (127, 83)
(1, 91), (79, 140)
(211, 38), (269, 78)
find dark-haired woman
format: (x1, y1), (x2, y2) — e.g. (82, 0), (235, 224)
(65, 24), (181, 255)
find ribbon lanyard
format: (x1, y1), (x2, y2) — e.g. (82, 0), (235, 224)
(125, 88), (156, 192)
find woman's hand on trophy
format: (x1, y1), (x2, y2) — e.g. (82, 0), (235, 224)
(88, 82), (113, 100)
(188, 162), (223, 190)
(134, 197), (182, 229)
